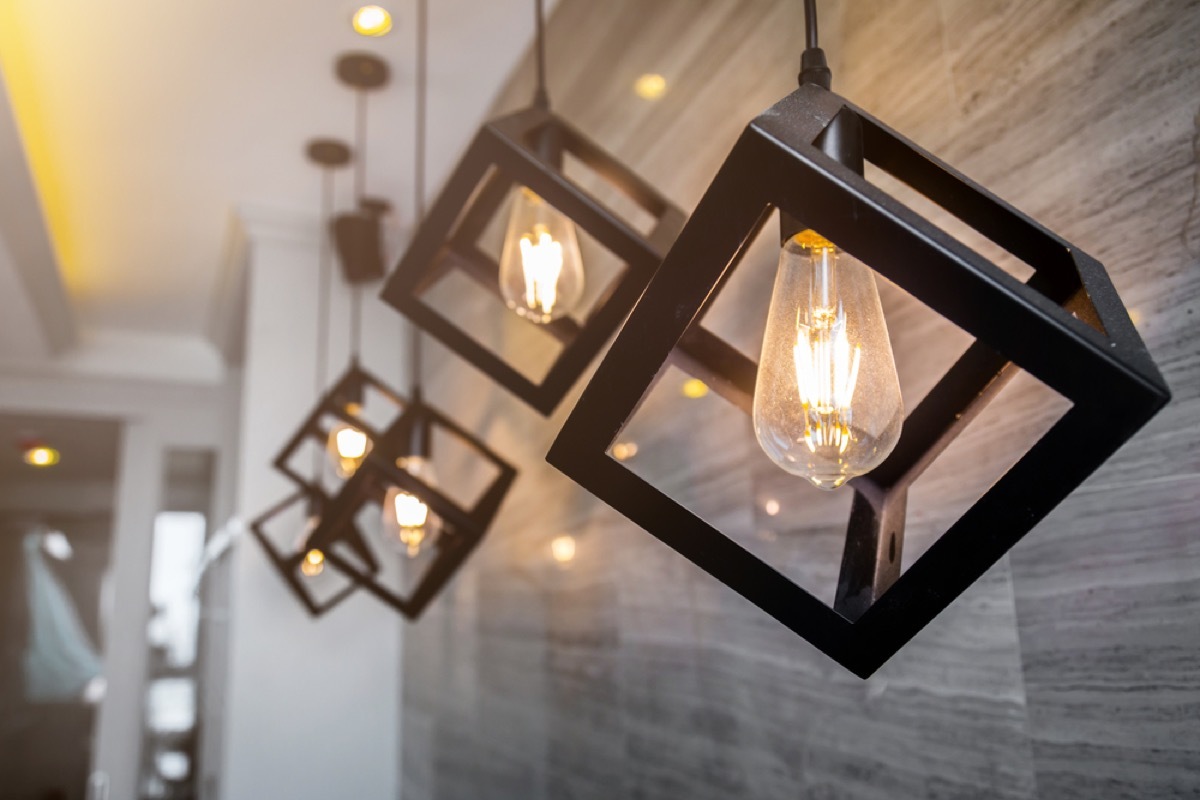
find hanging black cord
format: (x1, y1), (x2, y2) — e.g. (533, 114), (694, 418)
(799, 0), (831, 88)
(348, 87), (368, 364)
(409, 0), (429, 396)
(532, 0), (550, 109)
(313, 167), (335, 479)
(804, 0), (819, 50)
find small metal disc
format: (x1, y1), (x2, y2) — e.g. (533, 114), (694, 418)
(306, 139), (352, 167)
(336, 53), (390, 90)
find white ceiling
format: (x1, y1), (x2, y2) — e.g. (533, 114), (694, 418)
(0, 0), (541, 378)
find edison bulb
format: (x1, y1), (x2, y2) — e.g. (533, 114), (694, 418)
(327, 422), (370, 478)
(498, 187), (585, 323)
(296, 513), (326, 579)
(753, 231), (903, 490)
(381, 456), (441, 558)
(300, 548), (326, 578)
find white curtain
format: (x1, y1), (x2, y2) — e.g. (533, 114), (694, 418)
(22, 533), (102, 702)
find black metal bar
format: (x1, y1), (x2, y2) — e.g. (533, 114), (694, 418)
(833, 489), (906, 621)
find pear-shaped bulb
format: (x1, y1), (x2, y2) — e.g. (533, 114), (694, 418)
(498, 187), (585, 323)
(327, 421), (371, 478)
(296, 513), (326, 578)
(753, 231), (903, 490)
(380, 456), (442, 558)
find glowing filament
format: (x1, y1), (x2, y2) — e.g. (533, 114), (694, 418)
(793, 247), (862, 457)
(329, 423), (370, 478)
(393, 492), (430, 557)
(518, 224), (564, 315)
(336, 427), (368, 459)
(300, 549), (325, 577)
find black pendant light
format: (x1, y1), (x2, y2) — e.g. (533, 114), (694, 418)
(546, 0), (1170, 677)
(378, 0), (688, 416)
(250, 139), (378, 617)
(307, 0), (518, 620)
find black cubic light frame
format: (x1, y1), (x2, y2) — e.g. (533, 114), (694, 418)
(274, 360), (403, 494)
(248, 488), (380, 618)
(547, 82), (1170, 677)
(306, 391), (518, 619)
(380, 104), (687, 415)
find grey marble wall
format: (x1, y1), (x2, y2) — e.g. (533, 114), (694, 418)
(401, 1), (1200, 797)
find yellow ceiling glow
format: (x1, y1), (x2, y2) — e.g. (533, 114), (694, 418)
(634, 73), (668, 100)
(0, 5), (79, 290)
(353, 6), (393, 37)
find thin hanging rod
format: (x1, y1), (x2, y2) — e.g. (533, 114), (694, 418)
(803, 0), (819, 50)
(410, 0), (429, 392)
(532, 0), (549, 109)
(313, 167), (335, 478)
(354, 90), (367, 202)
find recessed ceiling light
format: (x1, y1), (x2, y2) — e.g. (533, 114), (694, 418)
(23, 445), (60, 467)
(763, 498), (781, 516)
(681, 378), (709, 399)
(352, 5), (393, 37)
(634, 73), (668, 100)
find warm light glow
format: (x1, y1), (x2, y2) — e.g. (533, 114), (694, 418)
(381, 457), (440, 558)
(392, 491), (429, 529)
(0, 5), (80, 293)
(681, 378), (709, 399)
(550, 535), (576, 564)
(300, 549), (326, 577)
(352, 5), (392, 36)
(327, 422), (371, 478)
(763, 499), (781, 517)
(611, 441), (639, 461)
(24, 445), (60, 467)
(518, 226), (564, 314)
(753, 232), (903, 490)
(633, 73), (668, 100)
(499, 188), (585, 323)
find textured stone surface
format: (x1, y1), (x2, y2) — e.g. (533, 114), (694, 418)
(400, 1), (1200, 797)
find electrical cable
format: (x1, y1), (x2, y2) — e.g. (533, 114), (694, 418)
(532, 0), (550, 109)
(410, 0), (429, 393)
(313, 166), (335, 480)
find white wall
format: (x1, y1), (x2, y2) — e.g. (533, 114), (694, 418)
(218, 207), (406, 800)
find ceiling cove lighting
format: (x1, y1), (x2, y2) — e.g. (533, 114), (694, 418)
(379, 0), (689, 416)
(547, 0), (1169, 677)
(308, 0), (517, 620)
(250, 138), (375, 617)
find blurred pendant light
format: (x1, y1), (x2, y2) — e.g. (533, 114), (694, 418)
(250, 141), (378, 616)
(547, 0), (1169, 676)
(378, 0), (687, 415)
(324, 53), (394, 479)
(308, 0), (517, 620)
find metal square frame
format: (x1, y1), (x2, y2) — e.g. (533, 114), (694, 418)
(546, 83), (1170, 677)
(380, 105), (687, 416)
(274, 360), (406, 494)
(307, 393), (518, 619)
(248, 488), (379, 618)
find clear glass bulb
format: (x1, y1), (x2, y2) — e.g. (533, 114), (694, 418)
(327, 421), (371, 478)
(498, 187), (585, 323)
(753, 231), (903, 490)
(381, 456), (442, 558)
